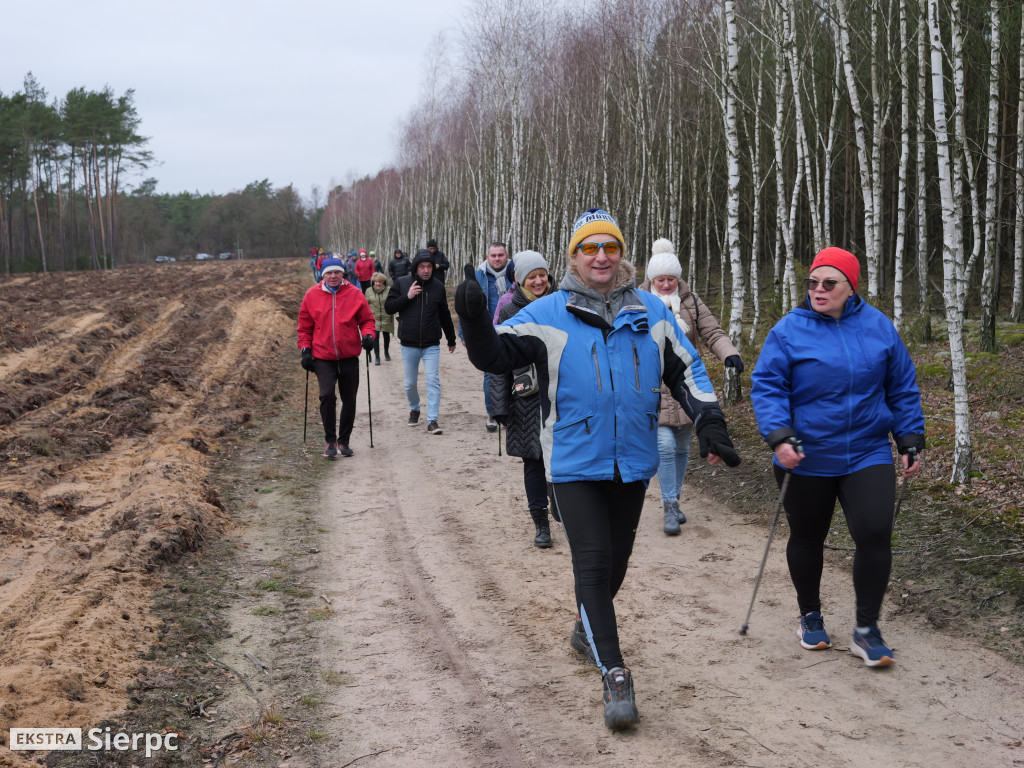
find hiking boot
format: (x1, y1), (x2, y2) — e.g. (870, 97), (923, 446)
(322, 442), (338, 458)
(408, 410), (420, 426)
(675, 500), (687, 524)
(374, 359), (381, 366)
(851, 625), (895, 667)
(486, 416), (498, 433)
(426, 420), (443, 435)
(385, 354), (391, 361)
(530, 509), (552, 548)
(797, 611), (832, 650)
(570, 618), (597, 667)
(338, 443), (354, 457)
(663, 501), (681, 536)
(602, 667), (639, 730)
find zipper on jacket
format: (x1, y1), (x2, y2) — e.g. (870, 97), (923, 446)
(632, 342), (641, 388)
(592, 343), (602, 391)
(584, 417), (590, 434)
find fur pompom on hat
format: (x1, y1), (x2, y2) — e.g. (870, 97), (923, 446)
(567, 208), (626, 256)
(646, 238), (682, 281)
(513, 250), (548, 285)
(810, 246), (860, 292)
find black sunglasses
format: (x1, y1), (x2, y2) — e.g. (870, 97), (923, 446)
(804, 278), (847, 292)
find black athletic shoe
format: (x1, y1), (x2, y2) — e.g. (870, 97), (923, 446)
(426, 420), (443, 435)
(408, 410), (420, 426)
(486, 417), (498, 433)
(385, 354), (391, 361)
(322, 442), (338, 458)
(602, 667), (639, 730)
(338, 443), (354, 457)
(570, 619), (597, 667)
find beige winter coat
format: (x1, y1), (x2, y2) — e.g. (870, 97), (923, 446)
(639, 277), (740, 427)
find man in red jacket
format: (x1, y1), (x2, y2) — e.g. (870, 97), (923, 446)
(297, 257), (376, 458)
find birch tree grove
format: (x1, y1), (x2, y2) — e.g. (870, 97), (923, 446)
(319, 0), (1024, 484)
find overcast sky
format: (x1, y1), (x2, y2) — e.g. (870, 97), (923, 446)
(1, 0), (465, 200)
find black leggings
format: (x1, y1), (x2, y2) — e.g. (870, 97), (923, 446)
(775, 463), (895, 627)
(313, 357), (359, 444)
(552, 480), (645, 674)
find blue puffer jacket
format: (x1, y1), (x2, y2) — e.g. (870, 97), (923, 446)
(461, 269), (722, 484)
(750, 295), (925, 476)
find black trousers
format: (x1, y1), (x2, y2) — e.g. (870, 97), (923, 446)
(313, 357), (359, 445)
(366, 331), (391, 362)
(523, 457), (547, 511)
(775, 463), (895, 627)
(551, 480), (646, 674)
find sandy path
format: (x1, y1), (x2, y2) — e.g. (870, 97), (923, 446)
(311, 341), (1024, 768)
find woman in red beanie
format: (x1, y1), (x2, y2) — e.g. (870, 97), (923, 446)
(749, 247), (926, 668)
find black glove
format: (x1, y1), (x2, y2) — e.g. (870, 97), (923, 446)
(454, 264), (487, 319)
(695, 412), (741, 467)
(724, 355), (744, 374)
(493, 414), (508, 426)
(361, 334), (375, 351)
(300, 348), (315, 372)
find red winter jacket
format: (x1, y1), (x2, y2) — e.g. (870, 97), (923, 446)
(354, 257), (375, 282)
(297, 280), (376, 360)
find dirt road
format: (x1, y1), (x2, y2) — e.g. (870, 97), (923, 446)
(2, 260), (1022, 767)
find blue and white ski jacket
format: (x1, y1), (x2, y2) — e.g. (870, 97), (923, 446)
(750, 295), (925, 476)
(462, 273), (722, 484)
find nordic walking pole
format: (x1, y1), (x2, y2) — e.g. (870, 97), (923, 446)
(892, 447), (918, 527)
(498, 422), (502, 457)
(740, 439), (802, 636)
(303, 369), (309, 442)
(365, 351), (374, 448)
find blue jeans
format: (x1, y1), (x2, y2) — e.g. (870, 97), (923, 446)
(483, 372), (492, 416)
(401, 344), (441, 421)
(656, 424), (693, 503)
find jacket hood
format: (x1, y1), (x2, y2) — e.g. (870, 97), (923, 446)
(559, 262), (643, 325)
(412, 249), (434, 268)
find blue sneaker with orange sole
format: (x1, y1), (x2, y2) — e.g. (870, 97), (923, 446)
(851, 625), (895, 667)
(797, 611), (832, 650)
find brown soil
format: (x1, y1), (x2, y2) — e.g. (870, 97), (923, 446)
(1, 260), (1022, 767)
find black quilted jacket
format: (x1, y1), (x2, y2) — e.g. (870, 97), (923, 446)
(490, 285), (548, 460)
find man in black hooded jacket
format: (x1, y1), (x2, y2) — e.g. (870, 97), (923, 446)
(385, 249), (456, 435)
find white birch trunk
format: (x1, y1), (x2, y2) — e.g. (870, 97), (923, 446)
(979, 0), (1002, 351)
(917, 0), (931, 334)
(723, 0), (744, 404)
(835, 0), (878, 298)
(1014, 4), (1024, 321)
(894, 0), (912, 331)
(929, 0), (973, 483)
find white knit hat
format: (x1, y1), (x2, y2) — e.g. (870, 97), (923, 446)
(646, 238), (682, 280)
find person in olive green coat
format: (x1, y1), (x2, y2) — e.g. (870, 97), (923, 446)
(363, 273), (395, 364)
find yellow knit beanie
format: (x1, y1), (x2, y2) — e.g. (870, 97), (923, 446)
(567, 208), (625, 257)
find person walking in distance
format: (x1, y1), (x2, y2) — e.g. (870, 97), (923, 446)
(385, 249), (456, 435)
(297, 257), (376, 458)
(388, 249), (411, 282)
(489, 250), (553, 548)
(639, 238), (743, 536)
(354, 249), (376, 292)
(455, 207), (741, 730)
(750, 247), (925, 668)
(363, 272), (394, 364)
(426, 238), (449, 285)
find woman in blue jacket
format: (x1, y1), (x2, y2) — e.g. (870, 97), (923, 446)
(455, 208), (741, 731)
(750, 247), (925, 668)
